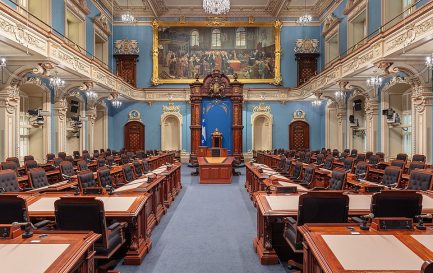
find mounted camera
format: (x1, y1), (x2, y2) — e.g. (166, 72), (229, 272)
(27, 109), (50, 127)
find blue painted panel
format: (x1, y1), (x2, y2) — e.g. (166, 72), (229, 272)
(51, 0), (65, 36)
(113, 25), (153, 88)
(3, 0), (17, 9)
(368, 0), (382, 36)
(201, 98), (232, 153)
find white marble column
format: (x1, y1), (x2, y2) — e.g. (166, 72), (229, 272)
(0, 86), (20, 160)
(86, 107), (96, 153)
(336, 108), (347, 151)
(412, 86), (433, 163)
(365, 99), (379, 152)
(54, 98), (68, 154)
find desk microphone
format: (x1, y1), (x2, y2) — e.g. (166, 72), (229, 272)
(0, 187), (5, 193)
(12, 222), (35, 238)
(105, 185), (114, 195)
(360, 213), (374, 230)
(416, 214), (433, 230)
(71, 186), (80, 195)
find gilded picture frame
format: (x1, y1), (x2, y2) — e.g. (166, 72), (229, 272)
(151, 19), (282, 86)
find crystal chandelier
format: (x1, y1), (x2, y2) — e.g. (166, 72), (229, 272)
(297, 0), (312, 25)
(203, 0), (230, 15)
(311, 92), (322, 107)
(49, 72), (65, 90)
(366, 76), (382, 88)
(426, 53), (433, 69)
(86, 90), (98, 100)
(335, 89), (345, 100)
(112, 98), (122, 108)
(121, 0), (135, 23)
(0, 57), (6, 68)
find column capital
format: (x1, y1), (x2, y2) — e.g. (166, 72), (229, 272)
(0, 86), (20, 114)
(412, 86), (433, 113)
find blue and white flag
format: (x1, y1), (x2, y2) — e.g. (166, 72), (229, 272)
(201, 118), (206, 145)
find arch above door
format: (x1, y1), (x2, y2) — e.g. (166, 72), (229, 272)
(251, 103), (273, 151)
(161, 103), (183, 151)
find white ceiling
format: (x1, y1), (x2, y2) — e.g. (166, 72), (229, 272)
(113, 0), (320, 17)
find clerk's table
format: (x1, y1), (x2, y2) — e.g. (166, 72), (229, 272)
(198, 157), (234, 184)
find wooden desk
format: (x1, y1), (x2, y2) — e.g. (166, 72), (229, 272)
(256, 153), (281, 169)
(0, 230), (100, 273)
(300, 224), (433, 273)
(25, 192), (152, 265)
(147, 153), (175, 171)
(253, 191), (433, 265)
(198, 157), (234, 184)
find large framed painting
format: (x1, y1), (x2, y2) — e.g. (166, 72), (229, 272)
(151, 19), (282, 85)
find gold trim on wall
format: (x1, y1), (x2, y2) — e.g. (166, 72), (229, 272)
(151, 19), (282, 86)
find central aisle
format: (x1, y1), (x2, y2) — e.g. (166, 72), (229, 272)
(116, 165), (287, 273)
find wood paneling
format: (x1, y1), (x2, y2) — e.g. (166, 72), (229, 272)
(289, 121), (310, 150)
(124, 121), (144, 152)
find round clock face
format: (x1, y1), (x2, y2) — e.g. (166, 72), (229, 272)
(296, 110), (303, 117)
(131, 111), (138, 118)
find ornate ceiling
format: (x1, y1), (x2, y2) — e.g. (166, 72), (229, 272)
(100, 0), (324, 18)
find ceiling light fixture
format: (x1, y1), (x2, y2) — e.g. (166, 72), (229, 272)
(311, 92), (322, 107)
(112, 98), (122, 108)
(366, 76), (382, 98)
(0, 57), (6, 68)
(203, 0), (230, 15)
(86, 90), (98, 100)
(49, 72), (65, 90)
(426, 53), (433, 69)
(297, 0), (312, 25)
(121, 0), (135, 24)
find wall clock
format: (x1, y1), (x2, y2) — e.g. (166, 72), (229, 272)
(128, 110), (142, 121)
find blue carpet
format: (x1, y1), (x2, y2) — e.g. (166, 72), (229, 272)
(116, 165), (287, 273)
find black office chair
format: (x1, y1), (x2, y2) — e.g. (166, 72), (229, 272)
(142, 159), (150, 173)
(58, 152), (66, 160)
(408, 161), (426, 174)
(323, 155), (334, 170)
(390, 159), (405, 169)
(97, 158), (106, 168)
(121, 154), (129, 165)
(376, 152), (385, 161)
(77, 171), (99, 190)
(93, 150), (100, 159)
(54, 197), (127, 259)
(0, 170), (21, 192)
(0, 195), (50, 228)
(412, 154), (426, 163)
(132, 160), (144, 178)
(303, 152), (311, 164)
(59, 161), (76, 179)
(24, 155), (34, 162)
(355, 153), (366, 163)
(406, 170), (433, 191)
(190, 155), (199, 176)
(284, 191), (349, 252)
(46, 153), (55, 162)
(365, 151), (373, 160)
(343, 157), (355, 173)
(77, 160), (89, 171)
(1, 161), (18, 173)
(396, 153), (408, 162)
(28, 168), (50, 189)
(97, 167), (113, 188)
(332, 149), (339, 158)
(422, 260), (433, 273)
(350, 149), (358, 157)
(24, 160), (38, 173)
(277, 155), (287, 172)
(65, 155), (74, 163)
(380, 166), (402, 188)
(371, 190), (422, 219)
(53, 158), (63, 167)
(106, 156), (115, 166)
(326, 170), (346, 190)
(289, 162), (303, 180)
(73, 151), (80, 159)
(354, 161), (368, 180)
(297, 165), (315, 188)
(122, 164), (135, 183)
(314, 154), (325, 166)
(368, 155), (380, 165)
(6, 157), (20, 168)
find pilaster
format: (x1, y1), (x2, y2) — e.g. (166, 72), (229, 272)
(0, 86), (20, 160)
(336, 108), (347, 151)
(365, 99), (379, 152)
(54, 98), (68, 153)
(412, 86), (433, 162)
(86, 107), (97, 153)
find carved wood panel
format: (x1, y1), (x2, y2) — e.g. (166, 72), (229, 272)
(114, 54), (139, 87)
(289, 121), (310, 150)
(295, 53), (319, 86)
(124, 121), (145, 152)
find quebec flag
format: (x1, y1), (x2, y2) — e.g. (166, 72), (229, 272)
(201, 118), (206, 145)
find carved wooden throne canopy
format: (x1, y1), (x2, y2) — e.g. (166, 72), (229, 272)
(189, 70), (244, 160)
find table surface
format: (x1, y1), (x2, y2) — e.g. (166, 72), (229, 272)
(0, 231), (100, 273)
(256, 192), (433, 216)
(301, 224), (433, 273)
(198, 157), (234, 165)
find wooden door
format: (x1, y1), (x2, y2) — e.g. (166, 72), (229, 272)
(124, 121), (144, 151)
(289, 121), (310, 150)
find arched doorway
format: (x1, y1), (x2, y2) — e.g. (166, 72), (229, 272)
(124, 121), (145, 151)
(289, 121), (309, 150)
(252, 115), (272, 151)
(19, 78), (51, 162)
(381, 80), (412, 160)
(161, 115), (181, 151)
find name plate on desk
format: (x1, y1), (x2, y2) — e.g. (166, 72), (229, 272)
(371, 217), (413, 231)
(83, 187), (104, 195)
(0, 224), (22, 239)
